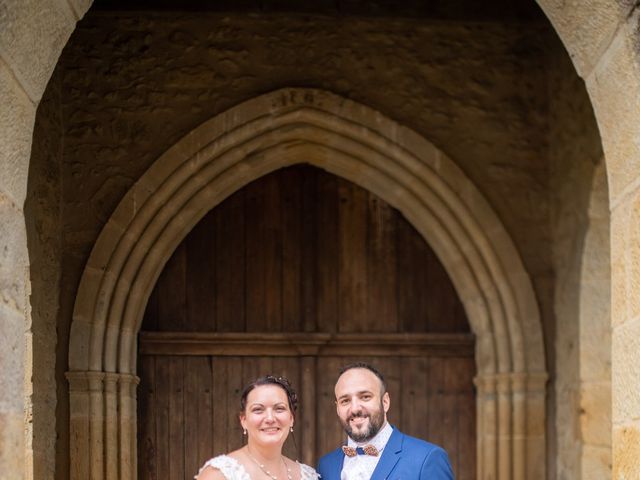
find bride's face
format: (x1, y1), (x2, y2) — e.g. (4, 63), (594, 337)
(240, 385), (293, 447)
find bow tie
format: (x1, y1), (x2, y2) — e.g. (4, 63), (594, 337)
(342, 445), (379, 457)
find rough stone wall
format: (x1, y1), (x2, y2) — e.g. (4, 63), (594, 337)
(546, 37), (607, 480)
(579, 163), (611, 480)
(24, 66), (65, 480)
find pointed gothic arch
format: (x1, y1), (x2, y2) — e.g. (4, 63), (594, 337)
(66, 88), (547, 479)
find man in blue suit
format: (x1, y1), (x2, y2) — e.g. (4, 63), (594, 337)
(317, 362), (454, 480)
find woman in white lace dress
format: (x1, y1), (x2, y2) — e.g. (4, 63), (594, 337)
(196, 375), (320, 480)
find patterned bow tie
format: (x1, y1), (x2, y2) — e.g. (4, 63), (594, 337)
(342, 445), (379, 457)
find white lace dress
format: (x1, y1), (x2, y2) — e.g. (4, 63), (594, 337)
(196, 455), (320, 480)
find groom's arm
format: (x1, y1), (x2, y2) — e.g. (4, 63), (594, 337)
(419, 446), (454, 479)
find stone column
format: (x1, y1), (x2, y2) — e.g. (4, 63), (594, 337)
(475, 374), (497, 480)
(67, 371), (140, 480)
(476, 372), (547, 479)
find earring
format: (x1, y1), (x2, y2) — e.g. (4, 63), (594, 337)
(290, 426), (294, 433)
(243, 429), (247, 435)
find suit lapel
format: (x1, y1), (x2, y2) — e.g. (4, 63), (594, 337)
(370, 428), (403, 480)
(329, 448), (345, 480)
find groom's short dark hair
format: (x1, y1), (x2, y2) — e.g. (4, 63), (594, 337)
(338, 362), (387, 394)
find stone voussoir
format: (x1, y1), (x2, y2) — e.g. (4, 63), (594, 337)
(0, 0), (77, 102)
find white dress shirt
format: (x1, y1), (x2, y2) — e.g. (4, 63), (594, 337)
(341, 423), (393, 480)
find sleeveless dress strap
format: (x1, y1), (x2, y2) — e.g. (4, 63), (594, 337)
(195, 455), (251, 480)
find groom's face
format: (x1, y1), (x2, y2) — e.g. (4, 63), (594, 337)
(335, 368), (390, 443)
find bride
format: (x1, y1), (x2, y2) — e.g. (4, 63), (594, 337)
(196, 375), (320, 480)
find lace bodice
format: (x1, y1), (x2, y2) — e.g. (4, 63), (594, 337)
(196, 454), (320, 480)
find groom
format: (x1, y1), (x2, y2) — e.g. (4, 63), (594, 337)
(317, 362), (454, 479)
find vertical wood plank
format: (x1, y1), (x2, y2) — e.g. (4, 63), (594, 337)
(300, 357), (317, 465)
(227, 357), (244, 452)
(396, 217), (429, 333)
(154, 357), (170, 480)
(245, 173), (283, 332)
(400, 357), (429, 441)
(338, 180), (368, 332)
(281, 167), (303, 332)
(211, 357), (228, 457)
(316, 357), (345, 454)
(186, 213), (216, 332)
(316, 171), (339, 333)
(214, 189), (245, 332)
(195, 357), (214, 472)
(441, 359), (460, 477)
(367, 194), (398, 332)
(455, 357), (476, 480)
(142, 282), (159, 331)
(137, 356), (156, 480)
(157, 244), (187, 331)
(427, 357), (446, 447)
(168, 357), (185, 480)
(300, 167), (318, 332)
(184, 357), (208, 478)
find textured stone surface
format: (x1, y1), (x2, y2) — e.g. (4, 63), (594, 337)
(24, 66), (64, 480)
(0, 63), (36, 205)
(547, 43), (607, 480)
(0, 304), (25, 412)
(586, 9), (640, 203)
(58, 12), (554, 291)
(581, 444), (611, 480)
(612, 421), (640, 478)
(612, 317), (640, 424)
(628, 189), (640, 321)
(0, 412), (24, 480)
(67, 0), (93, 20)
(580, 381), (611, 446)
(537, 0), (634, 77)
(0, 197), (29, 314)
(0, 0), (77, 102)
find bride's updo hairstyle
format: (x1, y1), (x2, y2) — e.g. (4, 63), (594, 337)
(240, 375), (298, 416)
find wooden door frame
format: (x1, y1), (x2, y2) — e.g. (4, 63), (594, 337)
(67, 88), (547, 479)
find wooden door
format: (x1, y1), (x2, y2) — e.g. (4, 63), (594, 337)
(138, 165), (476, 480)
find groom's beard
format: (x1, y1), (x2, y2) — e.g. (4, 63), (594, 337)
(341, 401), (385, 443)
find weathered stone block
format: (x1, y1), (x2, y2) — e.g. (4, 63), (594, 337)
(628, 189), (640, 320)
(0, 412), (24, 480)
(580, 381), (612, 446)
(586, 10), (640, 203)
(67, 0), (93, 20)
(0, 198), (28, 314)
(581, 444), (611, 480)
(610, 207), (628, 328)
(612, 318), (640, 424)
(0, 64), (35, 205)
(613, 421), (640, 478)
(537, 0), (632, 77)
(0, 304), (25, 412)
(0, 0), (76, 102)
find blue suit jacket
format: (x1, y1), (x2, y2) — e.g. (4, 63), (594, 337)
(317, 428), (454, 480)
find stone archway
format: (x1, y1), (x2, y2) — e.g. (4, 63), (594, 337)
(66, 88), (547, 479)
(537, 2), (640, 476)
(2, 2), (640, 479)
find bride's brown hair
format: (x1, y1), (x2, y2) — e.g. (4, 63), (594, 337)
(240, 375), (298, 417)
